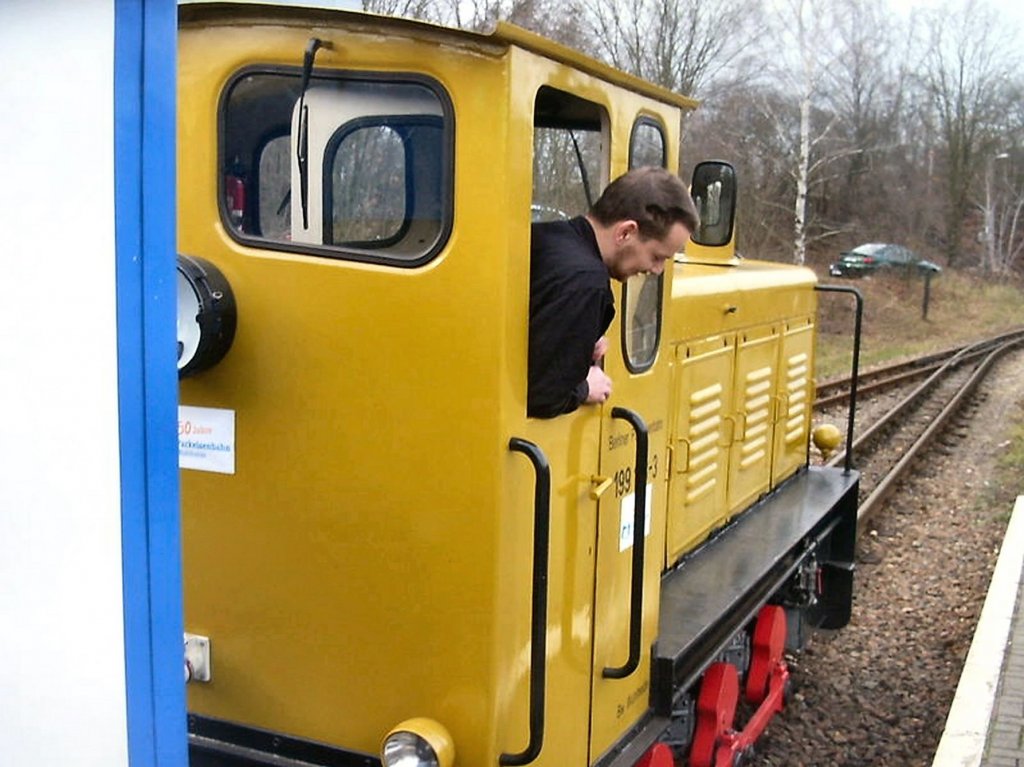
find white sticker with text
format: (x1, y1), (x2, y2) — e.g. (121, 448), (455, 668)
(619, 484), (653, 552)
(178, 405), (235, 475)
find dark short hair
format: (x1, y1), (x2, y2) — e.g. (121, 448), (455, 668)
(590, 167), (700, 240)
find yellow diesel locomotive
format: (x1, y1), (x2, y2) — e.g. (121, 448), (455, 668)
(176, 5), (859, 767)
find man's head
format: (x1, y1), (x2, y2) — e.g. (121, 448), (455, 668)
(588, 167), (700, 280)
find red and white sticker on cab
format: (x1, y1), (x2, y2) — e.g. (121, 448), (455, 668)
(178, 405), (235, 474)
(618, 484), (653, 552)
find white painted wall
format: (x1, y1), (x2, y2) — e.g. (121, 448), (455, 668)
(0, 2), (129, 765)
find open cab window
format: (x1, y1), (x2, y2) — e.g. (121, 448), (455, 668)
(532, 86), (608, 221)
(221, 70), (453, 266)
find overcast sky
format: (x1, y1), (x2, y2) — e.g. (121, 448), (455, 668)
(890, 0), (1024, 31)
(181, 0), (1024, 38)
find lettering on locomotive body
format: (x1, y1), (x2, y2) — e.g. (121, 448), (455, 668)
(609, 432), (632, 451)
(616, 680), (650, 718)
(609, 421), (660, 452)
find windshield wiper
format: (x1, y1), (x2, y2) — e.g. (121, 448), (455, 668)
(297, 37), (329, 230)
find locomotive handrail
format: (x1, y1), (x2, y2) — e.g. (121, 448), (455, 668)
(814, 285), (863, 474)
(603, 407), (649, 679)
(501, 437), (552, 766)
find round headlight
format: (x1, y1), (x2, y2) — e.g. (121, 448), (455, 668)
(177, 254), (236, 379)
(382, 719), (454, 767)
(382, 731), (438, 767)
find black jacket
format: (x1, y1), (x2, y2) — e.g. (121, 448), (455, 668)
(528, 217), (615, 417)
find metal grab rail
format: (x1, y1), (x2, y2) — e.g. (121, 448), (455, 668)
(603, 407), (649, 679)
(501, 438), (552, 766)
(815, 285), (863, 475)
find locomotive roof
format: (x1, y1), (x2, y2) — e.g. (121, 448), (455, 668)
(178, 2), (699, 111)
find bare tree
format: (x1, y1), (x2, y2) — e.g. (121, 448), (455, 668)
(821, 0), (914, 234)
(361, 0), (444, 21)
(580, 0), (765, 98)
(791, 0), (818, 264)
(439, 0), (541, 31)
(978, 79), (1024, 273)
(684, 84), (800, 260)
(357, 0), (1024, 280)
(984, 154), (1024, 273)
(920, 0), (1018, 267)
(363, 0), (587, 46)
(757, 0), (849, 264)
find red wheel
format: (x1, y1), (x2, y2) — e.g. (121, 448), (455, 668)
(745, 606), (787, 704)
(635, 742), (675, 767)
(690, 663), (738, 767)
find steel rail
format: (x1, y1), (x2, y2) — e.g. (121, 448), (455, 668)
(817, 360), (958, 408)
(838, 338), (1023, 527)
(816, 344), (964, 401)
(816, 328), (1024, 408)
(825, 331), (1023, 471)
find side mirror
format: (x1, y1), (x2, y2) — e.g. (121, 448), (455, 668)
(690, 161), (737, 248)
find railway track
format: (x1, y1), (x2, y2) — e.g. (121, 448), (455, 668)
(819, 328), (1024, 528)
(815, 327), (1024, 408)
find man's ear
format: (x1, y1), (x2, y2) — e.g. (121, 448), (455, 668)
(613, 220), (639, 244)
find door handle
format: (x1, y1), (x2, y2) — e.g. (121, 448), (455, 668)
(501, 437), (551, 766)
(603, 406), (649, 679)
(590, 475), (614, 500)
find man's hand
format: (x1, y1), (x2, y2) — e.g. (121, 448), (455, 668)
(584, 364), (612, 404)
(585, 336), (612, 404)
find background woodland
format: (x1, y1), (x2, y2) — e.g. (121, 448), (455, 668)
(364, 0), (1024, 273)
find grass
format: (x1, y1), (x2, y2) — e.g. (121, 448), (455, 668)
(984, 400), (1024, 516)
(814, 267), (1024, 379)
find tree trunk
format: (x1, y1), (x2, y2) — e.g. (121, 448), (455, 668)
(794, 95), (810, 265)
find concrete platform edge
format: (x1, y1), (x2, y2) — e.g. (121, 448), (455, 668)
(932, 495), (1024, 767)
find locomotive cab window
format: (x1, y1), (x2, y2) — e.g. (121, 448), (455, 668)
(256, 134), (290, 239)
(622, 117), (668, 373)
(532, 86), (608, 219)
(221, 70), (452, 266)
(629, 119), (666, 170)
